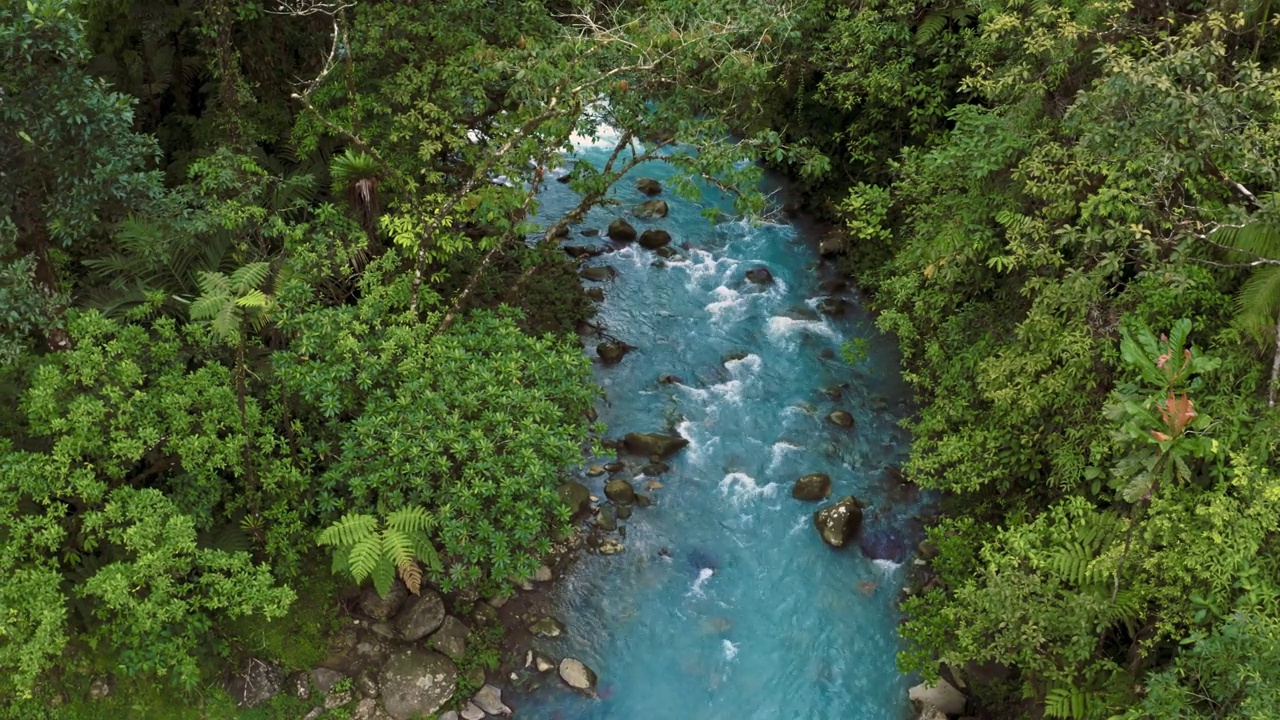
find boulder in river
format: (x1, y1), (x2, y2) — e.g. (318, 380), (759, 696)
(379, 648), (457, 720)
(607, 218), (637, 242)
(639, 229), (672, 249)
(814, 496), (863, 548)
(817, 297), (847, 317)
(594, 505), (617, 531)
(623, 432), (689, 458)
(579, 266), (614, 281)
(564, 245), (605, 258)
(599, 539), (625, 555)
(858, 524), (909, 563)
(792, 473), (832, 501)
(633, 199), (669, 219)
(827, 410), (855, 429)
(745, 267), (774, 284)
(581, 227), (600, 237)
(636, 177), (663, 195)
(585, 287), (605, 302)
(529, 616), (566, 638)
(597, 341), (633, 364)
(605, 478), (637, 505)
(558, 658), (598, 695)
(557, 481), (591, 518)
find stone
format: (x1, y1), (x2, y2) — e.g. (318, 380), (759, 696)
(325, 690), (354, 709)
(817, 297), (847, 317)
(287, 671), (311, 700)
(909, 678), (967, 716)
(594, 505), (617, 531)
(439, 713), (460, 720)
(859, 524), (909, 563)
(379, 648), (458, 720)
(586, 464), (606, 477)
(658, 374), (683, 385)
(564, 244), (605, 258)
(352, 698), (396, 720)
(745, 267), (774, 284)
(635, 493), (652, 507)
(579, 266), (614, 281)
(460, 702), (485, 720)
(303, 709), (325, 720)
(633, 199), (669, 218)
(638, 229), (672, 249)
(368, 622), (397, 640)
(358, 582), (408, 621)
(792, 472), (832, 501)
(585, 287), (605, 301)
(814, 497), (863, 548)
(607, 218), (637, 242)
(535, 654), (556, 673)
(534, 565), (553, 582)
(556, 173), (573, 183)
(356, 670), (379, 698)
(529, 616), (566, 638)
(623, 432), (689, 458)
(227, 658), (285, 708)
(655, 245), (677, 258)
(559, 658), (598, 695)
(311, 668), (347, 695)
(428, 616), (470, 661)
(473, 684), (512, 715)
(604, 478), (637, 504)
(636, 177), (662, 195)
(546, 224), (570, 239)
(818, 234), (846, 256)
(87, 677), (112, 701)
(557, 481), (591, 517)
(581, 227), (600, 237)
(615, 503), (633, 520)
(597, 341), (632, 364)
(599, 539), (625, 555)
(322, 625), (394, 676)
(605, 460), (626, 472)
(394, 590), (445, 642)
(918, 540), (940, 561)
(640, 461), (670, 476)
(827, 410), (855, 429)
(820, 278), (849, 294)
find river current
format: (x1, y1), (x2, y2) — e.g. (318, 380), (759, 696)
(511, 130), (920, 719)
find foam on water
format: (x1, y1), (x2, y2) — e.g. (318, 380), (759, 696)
(718, 472), (778, 505)
(723, 640), (740, 661)
(767, 315), (839, 342)
(706, 286), (745, 317)
(689, 567), (716, 597)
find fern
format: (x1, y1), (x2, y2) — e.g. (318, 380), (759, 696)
(318, 508), (443, 597)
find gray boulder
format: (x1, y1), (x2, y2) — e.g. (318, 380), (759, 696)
(311, 667), (346, 695)
(473, 684), (512, 716)
(460, 702), (485, 720)
(597, 341), (632, 364)
(227, 658), (285, 708)
(623, 432), (689, 458)
(633, 199), (669, 218)
(792, 473), (832, 501)
(564, 245), (605, 258)
(605, 478), (637, 505)
(607, 219), (637, 242)
(559, 658), (598, 695)
(358, 582), (408, 621)
(428, 616), (470, 661)
(394, 590), (445, 641)
(637, 177), (662, 195)
(909, 678), (967, 716)
(579, 266), (614, 281)
(814, 496), (863, 548)
(379, 648), (458, 720)
(639, 229), (672, 249)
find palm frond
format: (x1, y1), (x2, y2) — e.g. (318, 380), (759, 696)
(1234, 265), (1280, 338)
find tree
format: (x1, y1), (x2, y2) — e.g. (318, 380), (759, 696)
(1212, 192), (1280, 405)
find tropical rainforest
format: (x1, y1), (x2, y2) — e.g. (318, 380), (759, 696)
(1, 0), (1279, 718)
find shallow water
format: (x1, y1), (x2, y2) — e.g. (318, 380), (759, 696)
(511, 132), (920, 719)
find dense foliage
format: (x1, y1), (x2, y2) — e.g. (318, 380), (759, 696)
(0, 0), (818, 712)
(777, 1), (1280, 717)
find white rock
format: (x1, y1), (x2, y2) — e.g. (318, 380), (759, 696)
(533, 565), (553, 582)
(473, 684), (511, 716)
(460, 702), (485, 720)
(558, 657), (598, 694)
(909, 678), (967, 716)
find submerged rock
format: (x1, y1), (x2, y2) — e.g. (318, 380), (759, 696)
(564, 244), (605, 258)
(599, 539), (625, 555)
(585, 287), (605, 301)
(529, 616), (566, 638)
(746, 267), (774, 284)
(579, 266), (614, 282)
(817, 297), (847, 317)
(594, 505), (618, 531)
(604, 478), (637, 505)
(639, 229), (673, 249)
(581, 227), (600, 237)
(559, 657), (598, 695)
(858, 524), (909, 563)
(637, 177), (663, 195)
(827, 410), (855, 429)
(792, 473), (832, 501)
(597, 342), (633, 364)
(379, 648), (457, 720)
(814, 497), (863, 548)
(655, 245), (677, 258)
(633, 199), (669, 219)
(607, 218), (637, 242)
(623, 432), (689, 458)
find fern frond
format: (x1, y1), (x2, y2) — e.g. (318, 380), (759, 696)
(331, 543), (353, 575)
(386, 506), (433, 533)
(410, 532), (444, 574)
(229, 262), (271, 294)
(318, 513), (379, 547)
(916, 13), (947, 45)
(1233, 265), (1280, 338)
(188, 292), (230, 323)
(195, 270), (231, 297)
(370, 553), (396, 598)
(380, 528), (417, 572)
(347, 535), (383, 584)
(235, 288), (271, 310)
(398, 559), (423, 596)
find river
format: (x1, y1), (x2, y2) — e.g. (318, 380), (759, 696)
(509, 128), (921, 719)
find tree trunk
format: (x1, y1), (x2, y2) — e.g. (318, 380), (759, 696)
(1270, 310), (1280, 407)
